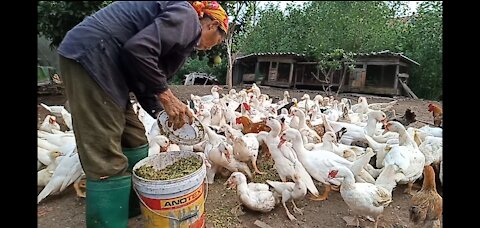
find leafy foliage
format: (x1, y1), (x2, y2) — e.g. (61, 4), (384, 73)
(306, 48), (355, 96)
(236, 1), (442, 99)
(37, 1), (112, 47)
(402, 1), (443, 99)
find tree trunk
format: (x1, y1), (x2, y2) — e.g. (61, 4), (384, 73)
(336, 64), (348, 97)
(226, 37), (233, 89)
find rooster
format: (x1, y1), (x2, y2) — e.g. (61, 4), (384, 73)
(409, 165), (442, 228)
(427, 104), (442, 127)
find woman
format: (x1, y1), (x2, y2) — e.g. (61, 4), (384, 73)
(57, 1), (228, 227)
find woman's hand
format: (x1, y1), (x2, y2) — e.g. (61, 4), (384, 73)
(157, 89), (194, 130)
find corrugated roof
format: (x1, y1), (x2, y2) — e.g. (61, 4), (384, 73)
(236, 50), (420, 66)
(353, 50), (420, 66)
(236, 52), (306, 60)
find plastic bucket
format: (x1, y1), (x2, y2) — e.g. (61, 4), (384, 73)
(132, 151), (207, 228)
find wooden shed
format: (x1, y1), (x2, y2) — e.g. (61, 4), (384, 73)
(232, 50), (420, 97)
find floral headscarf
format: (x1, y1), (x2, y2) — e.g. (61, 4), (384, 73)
(190, 1), (229, 33)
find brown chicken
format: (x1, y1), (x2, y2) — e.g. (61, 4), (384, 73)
(428, 104), (442, 127)
(306, 119), (325, 139)
(409, 165), (442, 228)
(236, 116), (271, 134)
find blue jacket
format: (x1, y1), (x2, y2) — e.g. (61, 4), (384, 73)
(58, 1), (201, 117)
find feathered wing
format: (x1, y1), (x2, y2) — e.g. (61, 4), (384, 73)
(375, 164), (397, 193)
(38, 145), (82, 204)
(266, 180), (294, 194)
(349, 149), (375, 176)
(294, 160), (319, 197)
(248, 183), (270, 191)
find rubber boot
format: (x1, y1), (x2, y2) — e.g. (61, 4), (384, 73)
(86, 175), (131, 228)
(122, 144), (148, 218)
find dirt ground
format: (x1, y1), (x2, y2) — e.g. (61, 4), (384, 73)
(37, 85), (442, 228)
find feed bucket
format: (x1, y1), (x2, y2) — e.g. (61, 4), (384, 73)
(132, 151), (207, 228)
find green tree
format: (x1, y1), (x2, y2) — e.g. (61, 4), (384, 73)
(403, 1), (442, 100)
(38, 1), (112, 47)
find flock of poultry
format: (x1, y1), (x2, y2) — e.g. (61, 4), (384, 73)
(37, 84), (443, 227)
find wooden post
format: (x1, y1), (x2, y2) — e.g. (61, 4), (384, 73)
(288, 63), (294, 87)
(394, 64), (399, 90)
(254, 61), (260, 81)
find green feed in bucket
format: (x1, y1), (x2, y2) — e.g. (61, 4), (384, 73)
(134, 156), (202, 180)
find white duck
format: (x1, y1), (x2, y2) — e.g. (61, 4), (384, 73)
(204, 126), (252, 183)
(364, 135), (393, 169)
(263, 117), (320, 198)
(38, 151), (63, 187)
(200, 85), (223, 103)
(276, 91), (291, 107)
(297, 94), (315, 111)
(308, 131), (365, 158)
(38, 138), (61, 152)
(38, 147), (60, 167)
(137, 106), (156, 138)
(328, 164), (397, 228)
(210, 103), (226, 127)
(382, 121), (426, 195)
(232, 133), (264, 175)
(419, 125), (442, 138)
(220, 124), (243, 145)
(196, 108), (212, 126)
(351, 97), (370, 114)
(148, 135), (180, 155)
(418, 135), (442, 166)
(224, 172), (277, 213)
(37, 143), (84, 203)
(327, 110), (394, 145)
(280, 128), (376, 200)
(37, 130), (76, 147)
(39, 115), (61, 133)
(267, 172), (306, 221)
(290, 107), (321, 144)
(40, 103), (73, 130)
